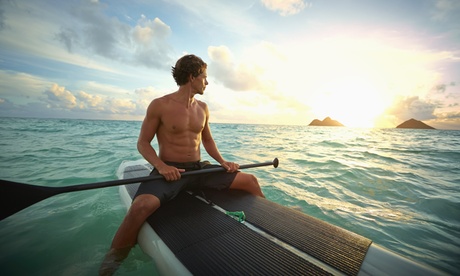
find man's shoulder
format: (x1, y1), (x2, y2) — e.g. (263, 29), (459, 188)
(196, 99), (207, 108)
(158, 93), (174, 100)
(151, 94), (173, 105)
(145, 95), (171, 114)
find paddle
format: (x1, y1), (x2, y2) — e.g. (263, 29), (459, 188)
(0, 158), (279, 221)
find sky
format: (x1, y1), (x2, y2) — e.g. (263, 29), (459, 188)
(0, 0), (459, 129)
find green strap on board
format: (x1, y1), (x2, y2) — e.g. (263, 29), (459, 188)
(226, 211), (246, 223)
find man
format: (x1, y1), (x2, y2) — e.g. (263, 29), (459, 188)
(100, 54), (264, 275)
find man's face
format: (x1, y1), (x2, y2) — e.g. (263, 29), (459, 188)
(192, 69), (208, 95)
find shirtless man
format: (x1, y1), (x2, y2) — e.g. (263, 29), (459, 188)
(100, 54), (264, 275)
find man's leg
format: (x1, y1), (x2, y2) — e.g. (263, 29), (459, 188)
(99, 194), (161, 275)
(229, 172), (265, 198)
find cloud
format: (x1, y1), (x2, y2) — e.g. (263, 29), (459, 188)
(77, 91), (104, 110)
(432, 82), (458, 98)
(82, 81), (131, 97)
(0, 71), (53, 102)
(133, 16), (170, 45)
(426, 110), (460, 130)
(51, 1), (173, 69)
(63, 0), (130, 59)
(386, 96), (437, 121)
(424, 82), (460, 120)
(0, 1), (123, 73)
(260, 0), (310, 16)
(437, 110), (460, 120)
(0, 6), (5, 30)
(4, 82), (154, 119)
(431, 0), (460, 21)
(76, 90), (141, 116)
(204, 44), (311, 125)
(207, 45), (269, 92)
(55, 28), (78, 53)
(45, 84), (78, 109)
(0, 99), (57, 118)
(134, 86), (164, 106)
(60, 83), (138, 115)
(0, 67), (163, 119)
(131, 16), (173, 68)
(106, 98), (137, 114)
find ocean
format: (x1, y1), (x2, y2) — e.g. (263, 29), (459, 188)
(0, 117), (459, 275)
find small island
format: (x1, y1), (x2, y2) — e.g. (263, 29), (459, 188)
(396, 118), (435, 129)
(308, 117), (344, 127)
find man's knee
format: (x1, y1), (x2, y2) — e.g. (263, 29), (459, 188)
(247, 174), (259, 187)
(239, 173), (264, 197)
(129, 195), (160, 218)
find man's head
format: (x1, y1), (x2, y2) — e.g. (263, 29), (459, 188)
(172, 54), (207, 86)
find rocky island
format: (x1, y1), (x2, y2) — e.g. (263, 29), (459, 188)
(308, 117), (344, 127)
(396, 118), (435, 129)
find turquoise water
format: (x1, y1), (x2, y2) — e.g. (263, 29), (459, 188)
(0, 117), (459, 275)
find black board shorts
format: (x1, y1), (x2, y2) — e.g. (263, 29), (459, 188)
(134, 161), (237, 204)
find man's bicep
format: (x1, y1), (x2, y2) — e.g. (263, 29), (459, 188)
(201, 102), (212, 141)
(139, 101), (161, 143)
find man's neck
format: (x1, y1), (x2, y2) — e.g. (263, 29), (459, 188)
(174, 86), (195, 108)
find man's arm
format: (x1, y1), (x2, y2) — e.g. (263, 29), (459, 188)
(137, 99), (184, 181)
(201, 104), (239, 172)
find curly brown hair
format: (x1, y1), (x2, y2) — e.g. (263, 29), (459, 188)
(171, 54), (207, 86)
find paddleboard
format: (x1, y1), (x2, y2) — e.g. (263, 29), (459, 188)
(117, 160), (442, 275)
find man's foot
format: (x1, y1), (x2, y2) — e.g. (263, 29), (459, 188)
(99, 247), (132, 276)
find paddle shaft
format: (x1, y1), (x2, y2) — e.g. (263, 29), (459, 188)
(0, 158), (278, 221)
(60, 158), (279, 193)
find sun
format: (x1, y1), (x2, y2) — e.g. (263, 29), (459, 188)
(311, 76), (389, 128)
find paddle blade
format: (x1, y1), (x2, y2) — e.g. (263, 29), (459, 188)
(0, 180), (57, 220)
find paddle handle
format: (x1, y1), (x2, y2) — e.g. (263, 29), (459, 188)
(60, 158), (279, 193)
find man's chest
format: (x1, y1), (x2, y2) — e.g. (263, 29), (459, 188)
(162, 107), (206, 134)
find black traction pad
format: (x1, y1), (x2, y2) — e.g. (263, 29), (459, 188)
(202, 189), (372, 275)
(123, 165), (371, 275)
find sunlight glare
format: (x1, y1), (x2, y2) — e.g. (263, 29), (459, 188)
(311, 75), (388, 128)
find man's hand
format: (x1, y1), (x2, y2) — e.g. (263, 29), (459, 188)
(157, 165), (185, 181)
(221, 161), (240, 173)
